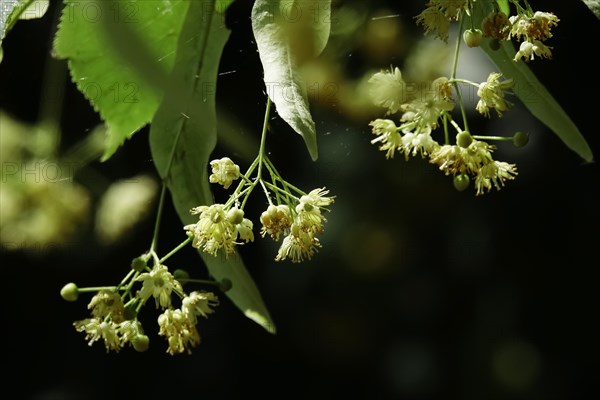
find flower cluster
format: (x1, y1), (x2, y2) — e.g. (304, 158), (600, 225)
(184, 204), (254, 257)
(415, 0), (469, 42)
(184, 157), (335, 263)
(271, 188), (335, 263)
(368, 66), (520, 195)
(429, 138), (517, 195)
(481, 4), (559, 62)
(415, 0), (559, 63)
(510, 11), (559, 61)
(365, 1), (552, 195)
(65, 261), (220, 355)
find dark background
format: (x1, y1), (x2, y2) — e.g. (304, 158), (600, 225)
(1, 1), (599, 399)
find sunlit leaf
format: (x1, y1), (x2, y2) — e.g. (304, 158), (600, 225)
(149, 2), (276, 334)
(251, 0), (332, 161)
(53, 0), (189, 161)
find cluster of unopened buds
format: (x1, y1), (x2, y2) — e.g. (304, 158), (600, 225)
(368, 0), (558, 195)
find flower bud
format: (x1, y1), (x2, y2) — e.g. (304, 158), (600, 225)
(513, 131), (529, 148)
(226, 207), (245, 225)
(60, 283), (79, 302)
(456, 131), (473, 148)
(173, 268), (190, 283)
(131, 256), (147, 272)
(453, 174), (470, 192)
(219, 278), (233, 292)
(132, 334), (150, 352)
(463, 29), (483, 47)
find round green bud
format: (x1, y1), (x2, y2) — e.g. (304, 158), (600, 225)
(60, 283), (79, 302)
(453, 174), (470, 192)
(132, 334), (150, 352)
(489, 38), (501, 51)
(456, 131), (473, 148)
(226, 207), (245, 225)
(513, 131), (529, 148)
(463, 29), (483, 48)
(219, 278), (233, 293)
(173, 268), (190, 283)
(123, 304), (138, 320)
(131, 256), (147, 272)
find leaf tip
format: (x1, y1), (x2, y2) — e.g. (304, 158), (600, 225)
(244, 310), (277, 334)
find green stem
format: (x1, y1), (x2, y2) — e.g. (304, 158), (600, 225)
(443, 114), (450, 145)
(451, 14), (469, 133)
(149, 122), (184, 257)
(263, 181), (301, 202)
(257, 97), (272, 178)
(78, 286), (120, 293)
(449, 78), (479, 88)
(472, 135), (512, 141)
(225, 186), (252, 208)
(448, 118), (463, 133)
(264, 157), (305, 196)
(118, 269), (136, 288)
(159, 237), (193, 264)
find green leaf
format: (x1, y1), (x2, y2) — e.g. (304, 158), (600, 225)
(53, 0), (189, 161)
(581, 0), (600, 19)
(472, 1), (593, 163)
(495, 0), (510, 15)
(251, 0), (332, 161)
(216, 0), (235, 14)
(149, 2), (276, 334)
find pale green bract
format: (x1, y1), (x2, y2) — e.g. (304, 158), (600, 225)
(149, 1), (276, 334)
(251, 0), (332, 161)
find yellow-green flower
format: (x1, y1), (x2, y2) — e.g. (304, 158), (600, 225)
(275, 224), (321, 263)
(136, 265), (183, 309)
(400, 131), (440, 160)
(87, 290), (125, 323)
(209, 157), (240, 189)
(184, 204), (238, 257)
(400, 79), (454, 131)
(415, 1), (467, 42)
(300, 187), (335, 209)
(158, 309), (200, 355)
(474, 161), (518, 195)
(476, 72), (514, 117)
(513, 39), (553, 62)
(74, 318), (121, 352)
(182, 291), (219, 323)
(509, 11), (559, 42)
(260, 204), (293, 241)
(368, 67), (407, 114)
(370, 119), (402, 159)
